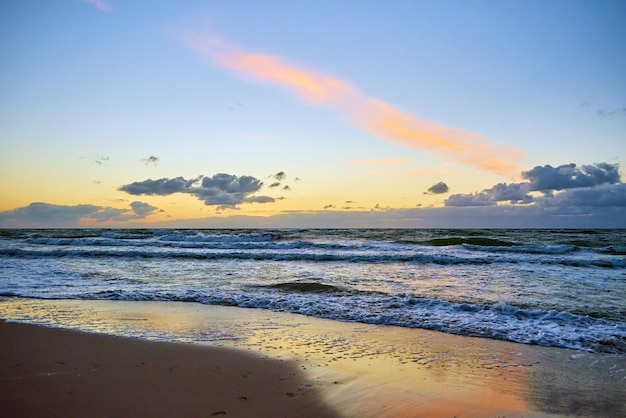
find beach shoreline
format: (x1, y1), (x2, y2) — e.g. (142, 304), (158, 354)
(1, 299), (625, 417)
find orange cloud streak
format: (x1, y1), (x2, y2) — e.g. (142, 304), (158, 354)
(186, 33), (524, 178)
(191, 35), (355, 105)
(354, 99), (470, 152)
(216, 53), (354, 105)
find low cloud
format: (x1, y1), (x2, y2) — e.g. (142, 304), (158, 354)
(445, 193), (495, 207)
(484, 182), (533, 204)
(245, 196), (275, 204)
(446, 162), (621, 208)
(425, 181), (449, 195)
(539, 183), (626, 207)
(0, 203), (101, 226)
(120, 176), (195, 195)
(129, 201), (161, 216)
(120, 173), (274, 208)
(135, 199), (625, 229)
(522, 163), (620, 191)
(373, 203), (391, 211)
(0, 201), (160, 227)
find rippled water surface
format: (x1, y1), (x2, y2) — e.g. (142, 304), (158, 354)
(1, 228), (625, 353)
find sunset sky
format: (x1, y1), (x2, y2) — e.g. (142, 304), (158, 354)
(1, 0), (625, 228)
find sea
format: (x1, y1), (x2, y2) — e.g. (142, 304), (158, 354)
(0, 228), (624, 354)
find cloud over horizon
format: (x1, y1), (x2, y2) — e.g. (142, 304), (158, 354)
(119, 173), (275, 208)
(185, 32), (524, 178)
(2, 162), (623, 228)
(445, 162), (623, 207)
(522, 163), (620, 191)
(0, 201), (160, 227)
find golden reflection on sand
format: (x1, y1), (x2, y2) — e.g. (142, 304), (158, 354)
(237, 320), (532, 417)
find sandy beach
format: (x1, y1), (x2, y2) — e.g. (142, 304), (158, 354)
(1, 300), (625, 418)
(0, 321), (339, 418)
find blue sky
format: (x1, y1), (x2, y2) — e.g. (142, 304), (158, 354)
(1, 0), (625, 227)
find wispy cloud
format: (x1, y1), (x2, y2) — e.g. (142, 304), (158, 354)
(142, 155), (159, 166)
(270, 171), (287, 181)
(79, 0), (112, 12)
(185, 32), (524, 178)
(579, 101), (626, 118)
(94, 156), (109, 165)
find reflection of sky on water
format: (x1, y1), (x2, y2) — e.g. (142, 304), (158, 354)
(1, 297), (623, 417)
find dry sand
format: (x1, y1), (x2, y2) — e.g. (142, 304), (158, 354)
(1, 300), (625, 418)
(0, 321), (339, 418)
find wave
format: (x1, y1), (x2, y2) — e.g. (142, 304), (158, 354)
(158, 231), (278, 243)
(0, 247), (475, 264)
(256, 281), (348, 294)
(5, 291), (623, 354)
(2, 246), (624, 268)
(9, 229), (623, 259)
(21, 237), (356, 253)
(597, 245), (626, 256)
(421, 237), (517, 247)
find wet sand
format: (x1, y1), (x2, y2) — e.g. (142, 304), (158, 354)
(1, 299), (625, 417)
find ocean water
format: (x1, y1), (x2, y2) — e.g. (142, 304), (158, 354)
(0, 228), (625, 354)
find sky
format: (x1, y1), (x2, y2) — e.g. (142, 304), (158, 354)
(1, 0), (625, 228)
